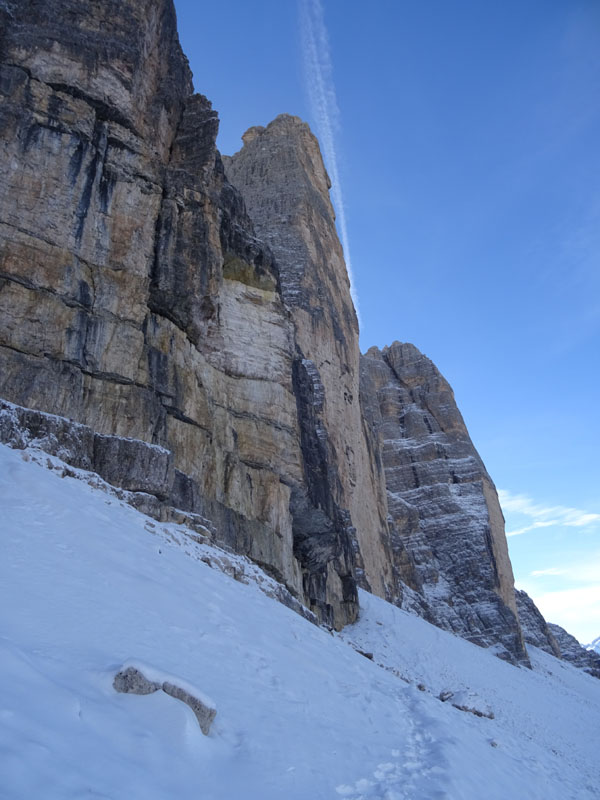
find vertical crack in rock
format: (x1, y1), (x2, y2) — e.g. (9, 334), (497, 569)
(290, 355), (357, 627)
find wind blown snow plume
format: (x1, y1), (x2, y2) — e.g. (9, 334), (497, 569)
(299, 0), (359, 319)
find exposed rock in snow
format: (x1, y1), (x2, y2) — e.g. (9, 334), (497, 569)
(114, 663), (217, 734)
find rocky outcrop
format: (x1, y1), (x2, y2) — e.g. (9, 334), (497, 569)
(0, 0), (368, 628)
(360, 343), (529, 665)
(547, 624), (600, 679)
(514, 590), (561, 658)
(516, 588), (600, 679)
(113, 663), (217, 734)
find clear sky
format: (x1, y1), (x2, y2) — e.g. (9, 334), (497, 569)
(173, 0), (599, 644)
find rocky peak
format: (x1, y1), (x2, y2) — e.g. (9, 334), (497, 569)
(514, 590), (562, 658)
(225, 114), (395, 607)
(224, 114), (346, 318)
(547, 624), (600, 679)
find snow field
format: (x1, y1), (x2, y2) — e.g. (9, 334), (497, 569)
(0, 443), (598, 799)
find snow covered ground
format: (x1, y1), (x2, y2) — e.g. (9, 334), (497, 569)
(1, 442), (599, 799)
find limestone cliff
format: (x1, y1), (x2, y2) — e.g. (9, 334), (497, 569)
(223, 117), (393, 603)
(0, 0), (366, 628)
(360, 343), (529, 664)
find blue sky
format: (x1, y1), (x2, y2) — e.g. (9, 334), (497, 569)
(173, 0), (599, 643)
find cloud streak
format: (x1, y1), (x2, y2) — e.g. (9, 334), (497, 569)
(498, 489), (600, 537)
(299, 0), (359, 319)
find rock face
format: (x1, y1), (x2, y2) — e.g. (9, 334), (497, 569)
(516, 590), (600, 678)
(359, 343), (529, 665)
(223, 117), (393, 606)
(547, 625), (600, 679)
(514, 590), (561, 657)
(0, 0), (370, 628)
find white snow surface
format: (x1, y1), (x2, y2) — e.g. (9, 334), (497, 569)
(1, 442), (599, 800)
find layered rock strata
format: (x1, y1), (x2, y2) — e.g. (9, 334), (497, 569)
(0, 0), (366, 628)
(514, 590), (561, 658)
(360, 343), (529, 665)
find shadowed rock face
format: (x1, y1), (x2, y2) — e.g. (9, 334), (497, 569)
(360, 343), (529, 666)
(547, 624), (600, 679)
(515, 590), (562, 658)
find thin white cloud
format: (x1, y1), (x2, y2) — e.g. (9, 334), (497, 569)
(498, 489), (600, 536)
(299, 0), (359, 320)
(532, 557), (600, 585)
(531, 567), (566, 577)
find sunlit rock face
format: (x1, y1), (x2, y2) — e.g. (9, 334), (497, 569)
(0, 0), (364, 628)
(360, 343), (530, 665)
(224, 116), (394, 610)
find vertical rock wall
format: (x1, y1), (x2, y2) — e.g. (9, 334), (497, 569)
(0, 0), (364, 628)
(223, 117), (394, 605)
(360, 343), (529, 664)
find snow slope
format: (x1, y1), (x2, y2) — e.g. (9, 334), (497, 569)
(1, 442), (599, 799)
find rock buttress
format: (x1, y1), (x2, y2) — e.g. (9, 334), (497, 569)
(224, 115), (394, 610)
(360, 342), (530, 665)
